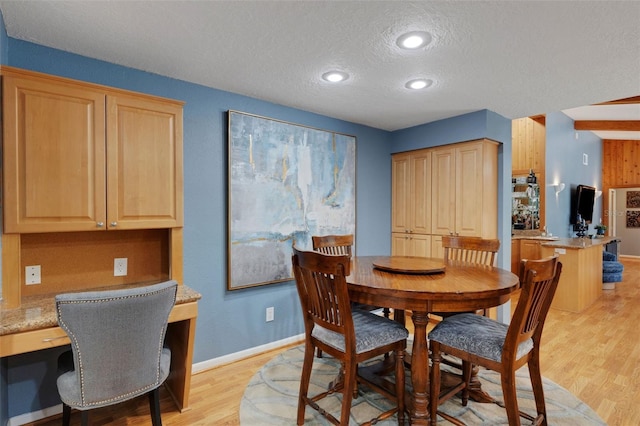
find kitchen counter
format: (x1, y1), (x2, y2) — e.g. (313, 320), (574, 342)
(539, 236), (617, 249)
(0, 283), (201, 336)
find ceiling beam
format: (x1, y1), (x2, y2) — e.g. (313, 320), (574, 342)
(574, 120), (640, 131)
(596, 96), (640, 105)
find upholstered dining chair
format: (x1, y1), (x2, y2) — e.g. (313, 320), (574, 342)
(428, 255), (562, 426)
(55, 280), (178, 426)
(292, 246), (408, 425)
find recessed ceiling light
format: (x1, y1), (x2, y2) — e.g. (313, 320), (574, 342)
(405, 79), (433, 90)
(396, 31), (432, 49)
(322, 71), (349, 83)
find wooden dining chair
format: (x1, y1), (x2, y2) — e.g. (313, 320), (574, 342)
(428, 255), (562, 426)
(292, 246), (408, 425)
(442, 235), (500, 266)
(311, 234), (353, 256)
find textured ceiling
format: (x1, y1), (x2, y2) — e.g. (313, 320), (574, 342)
(1, 0), (639, 137)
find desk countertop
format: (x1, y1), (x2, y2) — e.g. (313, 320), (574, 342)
(0, 284), (201, 336)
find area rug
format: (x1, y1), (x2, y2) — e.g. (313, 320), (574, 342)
(240, 344), (605, 425)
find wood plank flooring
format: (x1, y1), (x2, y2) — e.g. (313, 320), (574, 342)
(29, 257), (640, 425)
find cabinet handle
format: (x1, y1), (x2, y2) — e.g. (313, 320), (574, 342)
(110, 222), (118, 227)
(96, 222), (104, 228)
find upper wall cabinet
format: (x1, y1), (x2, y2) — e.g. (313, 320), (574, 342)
(2, 67), (184, 233)
(512, 116), (545, 175)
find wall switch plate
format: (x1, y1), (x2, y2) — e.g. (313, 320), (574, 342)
(114, 258), (128, 276)
(26, 265), (41, 285)
(266, 306), (275, 322)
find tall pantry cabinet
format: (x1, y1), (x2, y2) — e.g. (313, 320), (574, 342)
(392, 139), (498, 258)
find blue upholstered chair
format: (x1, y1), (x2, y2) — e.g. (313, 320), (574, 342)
(292, 246), (408, 425)
(428, 256), (562, 426)
(603, 251), (624, 288)
(55, 280), (178, 426)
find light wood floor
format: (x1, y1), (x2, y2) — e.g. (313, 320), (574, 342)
(30, 257), (640, 425)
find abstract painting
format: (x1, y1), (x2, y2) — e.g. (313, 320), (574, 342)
(627, 191), (640, 208)
(626, 210), (640, 228)
(227, 111), (356, 289)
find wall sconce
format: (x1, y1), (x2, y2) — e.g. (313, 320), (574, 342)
(596, 190), (603, 199)
(554, 183), (565, 195)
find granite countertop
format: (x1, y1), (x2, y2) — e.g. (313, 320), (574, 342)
(538, 236), (619, 249)
(0, 283), (201, 336)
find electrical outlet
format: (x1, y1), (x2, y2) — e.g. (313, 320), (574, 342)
(266, 306), (275, 322)
(25, 265), (41, 285)
(114, 258), (128, 276)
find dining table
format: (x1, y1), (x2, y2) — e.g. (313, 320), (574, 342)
(346, 255), (520, 425)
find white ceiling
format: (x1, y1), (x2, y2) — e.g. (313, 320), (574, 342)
(1, 0), (639, 138)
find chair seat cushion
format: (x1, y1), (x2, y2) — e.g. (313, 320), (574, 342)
(312, 309), (408, 354)
(428, 313), (533, 363)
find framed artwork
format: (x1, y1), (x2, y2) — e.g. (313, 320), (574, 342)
(627, 191), (640, 208)
(626, 210), (640, 228)
(227, 111), (356, 290)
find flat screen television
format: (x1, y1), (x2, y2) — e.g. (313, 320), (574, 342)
(570, 184), (596, 225)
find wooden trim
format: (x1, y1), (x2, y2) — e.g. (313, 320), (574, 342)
(574, 120), (640, 132)
(170, 228), (184, 285)
(1, 234), (21, 308)
(596, 96), (640, 105)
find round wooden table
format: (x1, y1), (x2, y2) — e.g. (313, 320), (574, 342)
(346, 256), (519, 425)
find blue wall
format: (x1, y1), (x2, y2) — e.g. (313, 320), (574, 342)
(545, 112), (603, 237)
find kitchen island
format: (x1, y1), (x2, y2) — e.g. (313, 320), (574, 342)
(539, 236), (617, 313)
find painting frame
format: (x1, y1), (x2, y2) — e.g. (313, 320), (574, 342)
(227, 110), (356, 290)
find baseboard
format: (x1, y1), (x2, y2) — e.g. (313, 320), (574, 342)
(8, 404), (62, 426)
(191, 333), (305, 374)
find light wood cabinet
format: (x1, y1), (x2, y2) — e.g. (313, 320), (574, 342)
(391, 150), (431, 256)
(431, 140), (498, 238)
(392, 233), (431, 257)
(391, 139), (499, 257)
(519, 239), (543, 261)
(2, 67), (183, 233)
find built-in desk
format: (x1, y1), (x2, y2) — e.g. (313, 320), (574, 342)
(540, 237), (616, 313)
(0, 283), (201, 412)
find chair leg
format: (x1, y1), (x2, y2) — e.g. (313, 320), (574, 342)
(500, 370), (521, 426)
(316, 347), (323, 358)
(394, 348), (406, 426)
(80, 410), (89, 426)
(340, 361), (357, 425)
(149, 387), (162, 426)
(429, 343), (441, 426)
(528, 355), (548, 426)
(62, 403), (71, 426)
(297, 342), (315, 425)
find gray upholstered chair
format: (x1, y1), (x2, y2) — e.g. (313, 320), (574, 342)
(292, 246), (408, 425)
(428, 256), (562, 426)
(55, 280), (178, 426)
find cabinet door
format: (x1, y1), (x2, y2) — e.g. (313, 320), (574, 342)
(411, 234), (432, 258)
(456, 142), (487, 236)
(2, 73), (107, 233)
(520, 240), (542, 260)
(431, 147), (456, 235)
(411, 151), (432, 235)
(431, 235), (444, 259)
(106, 94), (184, 229)
(391, 153), (411, 234)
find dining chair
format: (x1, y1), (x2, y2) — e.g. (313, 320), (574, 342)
(428, 255), (562, 426)
(292, 246), (408, 425)
(55, 280), (178, 426)
(442, 235), (500, 266)
(312, 234), (387, 359)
